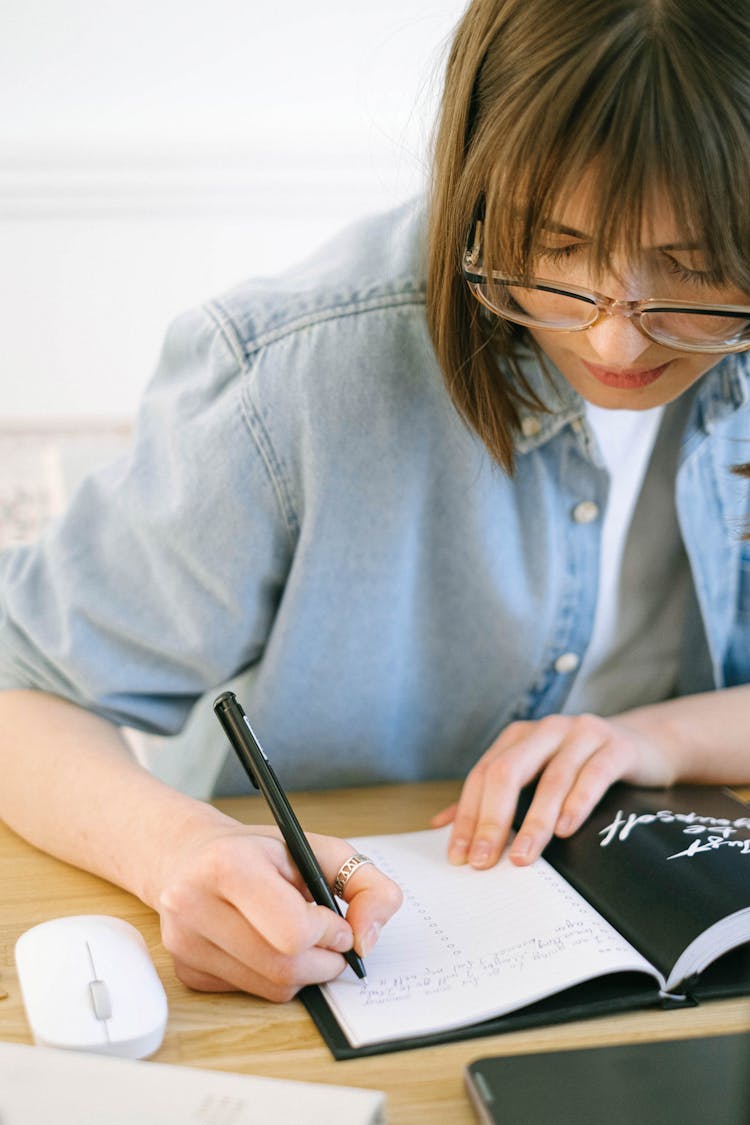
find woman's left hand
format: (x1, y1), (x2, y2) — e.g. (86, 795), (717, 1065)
(431, 712), (677, 869)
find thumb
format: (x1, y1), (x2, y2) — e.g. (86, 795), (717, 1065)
(314, 837), (403, 958)
(344, 859), (403, 957)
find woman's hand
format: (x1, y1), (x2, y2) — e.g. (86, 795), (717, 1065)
(156, 819), (402, 1001)
(432, 712), (678, 870)
(0, 689), (403, 1004)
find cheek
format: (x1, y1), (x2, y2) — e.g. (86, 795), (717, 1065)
(526, 327), (570, 361)
(528, 330), (592, 376)
(666, 355), (722, 389)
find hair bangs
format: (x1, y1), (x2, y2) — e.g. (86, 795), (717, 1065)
(470, 6), (750, 293)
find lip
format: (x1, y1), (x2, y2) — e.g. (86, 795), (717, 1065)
(582, 360), (671, 389)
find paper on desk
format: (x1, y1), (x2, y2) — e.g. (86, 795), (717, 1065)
(0, 1041), (385, 1124)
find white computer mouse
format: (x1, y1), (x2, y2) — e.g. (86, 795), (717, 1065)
(14, 914), (168, 1058)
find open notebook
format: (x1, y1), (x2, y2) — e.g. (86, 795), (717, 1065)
(302, 784), (750, 1058)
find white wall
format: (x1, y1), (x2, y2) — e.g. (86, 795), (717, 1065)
(0, 2), (466, 420)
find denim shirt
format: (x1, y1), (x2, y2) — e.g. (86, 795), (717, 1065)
(1, 198), (750, 794)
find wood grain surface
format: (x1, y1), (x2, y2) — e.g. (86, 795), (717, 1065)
(2, 780), (749, 1124)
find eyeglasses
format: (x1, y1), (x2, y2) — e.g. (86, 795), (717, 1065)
(462, 225), (750, 354)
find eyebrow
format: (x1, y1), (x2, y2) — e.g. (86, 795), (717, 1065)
(657, 242), (703, 253)
(540, 220), (702, 252)
(541, 220), (588, 238)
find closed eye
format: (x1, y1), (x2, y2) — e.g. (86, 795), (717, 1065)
(661, 251), (724, 289)
(536, 243), (587, 264)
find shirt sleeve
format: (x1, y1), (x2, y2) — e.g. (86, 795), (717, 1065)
(0, 302), (295, 734)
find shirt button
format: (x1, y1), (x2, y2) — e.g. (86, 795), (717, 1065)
(554, 652), (580, 674)
(521, 416), (541, 437)
(572, 500), (599, 524)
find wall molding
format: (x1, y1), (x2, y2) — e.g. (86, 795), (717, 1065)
(0, 147), (423, 219)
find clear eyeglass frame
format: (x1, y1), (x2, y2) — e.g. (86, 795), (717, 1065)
(462, 223), (750, 354)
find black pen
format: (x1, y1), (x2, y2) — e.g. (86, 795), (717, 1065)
(213, 690), (367, 979)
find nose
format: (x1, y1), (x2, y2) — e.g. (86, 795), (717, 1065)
(583, 308), (654, 366)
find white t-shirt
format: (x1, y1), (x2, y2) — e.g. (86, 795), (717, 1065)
(563, 400), (690, 716)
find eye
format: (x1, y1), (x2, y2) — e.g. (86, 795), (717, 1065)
(661, 251), (723, 289)
(536, 242), (586, 264)
(532, 241), (584, 267)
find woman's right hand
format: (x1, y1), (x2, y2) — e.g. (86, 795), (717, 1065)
(0, 689), (400, 1002)
(155, 817), (402, 1001)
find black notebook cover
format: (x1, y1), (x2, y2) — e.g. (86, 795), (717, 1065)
(302, 784), (750, 1060)
(512, 783), (750, 985)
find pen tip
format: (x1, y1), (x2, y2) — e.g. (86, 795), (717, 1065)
(347, 953), (367, 980)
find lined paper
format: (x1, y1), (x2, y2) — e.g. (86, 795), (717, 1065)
(321, 827), (659, 1047)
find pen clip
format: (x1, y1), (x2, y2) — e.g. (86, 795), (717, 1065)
(239, 716), (262, 788)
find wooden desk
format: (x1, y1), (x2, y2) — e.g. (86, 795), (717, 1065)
(2, 780), (749, 1124)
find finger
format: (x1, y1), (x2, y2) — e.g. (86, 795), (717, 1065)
(171, 960), (237, 992)
(162, 873), (353, 1000)
(446, 723), (534, 865)
(509, 724), (609, 864)
(445, 768), (487, 864)
(555, 740), (634, 837)
(430, 803), (458, 828)
(463, 720), (574, 869)
(162, 876), (354, 972)
(175, 834), (353, 957)
(170, 928), (350, 1002)
(317, 838), (403, 958)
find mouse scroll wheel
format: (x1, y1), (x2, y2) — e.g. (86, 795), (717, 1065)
(88, 978), (112, 1020)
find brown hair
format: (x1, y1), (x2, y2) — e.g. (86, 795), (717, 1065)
(427, 0), (750, 472)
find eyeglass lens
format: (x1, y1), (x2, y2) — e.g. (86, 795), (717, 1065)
(471, 280), (750, 349)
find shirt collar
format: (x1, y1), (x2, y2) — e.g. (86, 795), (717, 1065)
(511, 346), (584, 455)
(694, 353), (750, 431)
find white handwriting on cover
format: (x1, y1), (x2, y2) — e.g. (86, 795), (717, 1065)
(667, 836), (750, 860)
(598, 808), (750, 860)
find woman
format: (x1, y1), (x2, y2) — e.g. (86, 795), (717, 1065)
(1, 0), (750, 1001)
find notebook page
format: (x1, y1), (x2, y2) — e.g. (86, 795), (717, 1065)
(321, 826), (660, 1047)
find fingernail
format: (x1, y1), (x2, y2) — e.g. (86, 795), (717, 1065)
(448, 837), (469, 864)
(358, 922), (381, 957)
(556, 814), (572, 835)
(469, 841), (490, 867)
(510, 834), (532, 861)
